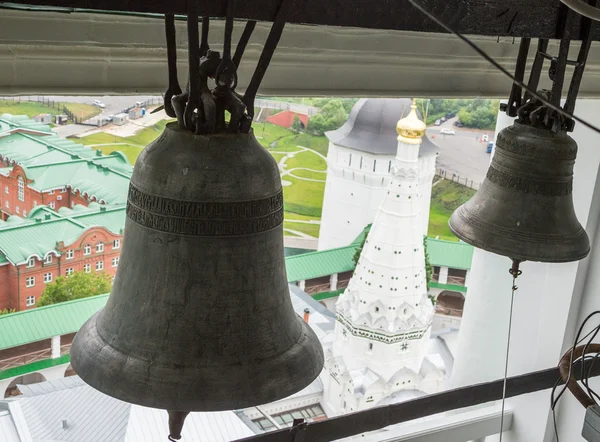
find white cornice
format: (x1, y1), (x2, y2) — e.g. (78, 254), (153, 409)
(2, 10), (600, 97)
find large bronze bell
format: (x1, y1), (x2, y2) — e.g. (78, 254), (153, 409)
(70, 123), (324, 412)
(449, 122), (589, 263)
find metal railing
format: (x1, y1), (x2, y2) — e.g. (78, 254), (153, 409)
(0, 343), (71, 372)
(234, 361), (598, 442)
(436, 169), (480, 190)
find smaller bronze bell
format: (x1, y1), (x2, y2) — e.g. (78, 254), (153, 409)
(449, 122), (589, 263)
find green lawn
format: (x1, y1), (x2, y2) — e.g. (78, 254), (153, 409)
(284, 221), (321, 238)
(0, 99), (101, 123)
(73, 120), (173, 164)
(288, 169), (327, 180)
(428, 178), (476, 241)
(63, 103), (102, 121)
(285, 150), (327, 171)
(282, 176), (325, 218)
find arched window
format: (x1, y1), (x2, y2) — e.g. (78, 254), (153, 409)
(17, 175), (24, 202)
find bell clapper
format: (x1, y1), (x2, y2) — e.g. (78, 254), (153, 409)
(167, 410), (190, 441)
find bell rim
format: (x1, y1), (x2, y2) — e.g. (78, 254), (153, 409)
(449, 205), (590, 263)
(70, 310), (324, 412)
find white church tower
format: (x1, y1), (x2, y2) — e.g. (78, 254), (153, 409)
(318, 98), (438, 251)
(322, 100), (443, 417)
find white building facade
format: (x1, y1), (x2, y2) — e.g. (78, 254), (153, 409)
(322, 101), (444, 417)
(318, 99), (438, 251)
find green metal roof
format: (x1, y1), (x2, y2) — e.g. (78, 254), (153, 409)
(0, 115), (132, 203)
(427, 238), (474, 270)
(429, 281), (468, 293)
(0, 204), (126, 265)
(285, 245), (357, 282)
(0, 294), (109, 350)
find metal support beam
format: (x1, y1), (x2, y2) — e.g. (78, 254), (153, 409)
(234, 360), (600, 442)
(1, 0), (599, 41)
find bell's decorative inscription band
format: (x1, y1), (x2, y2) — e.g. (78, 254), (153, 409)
(486, 166), (572, 197)
(126, 184), (284, 236)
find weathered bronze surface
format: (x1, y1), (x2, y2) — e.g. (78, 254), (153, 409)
(449, 122), (589, 263)
(71, 122), (324, 411)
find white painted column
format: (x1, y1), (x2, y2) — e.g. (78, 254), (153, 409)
(439, 266), (449, 284)
(51, 335), (60, 359)
(451, 100), (600, 442)
(330, 273), (338, 291)
(298, 280), (306, 291)
(464, 270), (470, 288)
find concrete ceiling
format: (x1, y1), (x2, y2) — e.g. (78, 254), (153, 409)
(1, 9), (600, 97)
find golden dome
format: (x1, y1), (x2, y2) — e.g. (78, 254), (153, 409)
(396, 99), (426, 141)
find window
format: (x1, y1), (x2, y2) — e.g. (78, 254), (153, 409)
(360, 156), (363, 169)
(112, 257), (119, 267)
(17, 175), (24, 202)
(25, 276), (35, 287)
(33, 200), (37, 207)
(26, 296), (35, 307)
(96, 242), (104, 253)
(44, 254), (52, 264)
(49, 201), (55, 209)
(66, 249), (74, 260)
(48, 190), (55, 195)
(375, 307), (379, 313)
(4, 186), (7, 194)
(113, 239), (121, 249)
(373, 159), (377, 172)
(388, 161), (392, 172)
(57, 195), (62, 201)
(96, 260), (104, 271)
(369, 343), (373, 351)
(61, 188), (67, 193)
(348, 154), (352, 167)
(65, 267), (74, 276)
(43, 272), (52, 283)
(15, 206), (19, 214)
(22, 210), (26, 217)
(4, 201), (8, 208)
(83, 244), (91, 255)
(84, 263), (91, 273)
(26, 257), (35, 268)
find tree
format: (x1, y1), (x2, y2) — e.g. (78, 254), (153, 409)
(290, 115), (303, 133)
(353, 234), (367, 266)
(38, 271), (112, 307)
(306, 99), (348, 135)
(0, 308), (15, 316)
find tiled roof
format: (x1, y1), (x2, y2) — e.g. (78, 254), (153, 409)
(0, 204), (125, 265)
(0, 294), (109, 350)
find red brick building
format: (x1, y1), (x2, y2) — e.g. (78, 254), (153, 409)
(0, 204), (125, 311)
(0, 114), (132, 311)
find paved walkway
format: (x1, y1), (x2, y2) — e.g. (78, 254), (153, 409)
(276, 145), (327, 184)
(80, 108), (168, 138)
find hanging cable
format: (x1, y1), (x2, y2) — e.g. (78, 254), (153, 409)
(561, 0), (600, 22)
(498, 260), (521, 442)
(407, 0), (600, 136)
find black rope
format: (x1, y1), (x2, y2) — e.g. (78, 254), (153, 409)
(163, 14), (181, 118)
(242, 0), (294, 124)
(184, 3), (201, 133)
(200, 16), (210, 56)
(233, 20), (257, 68)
